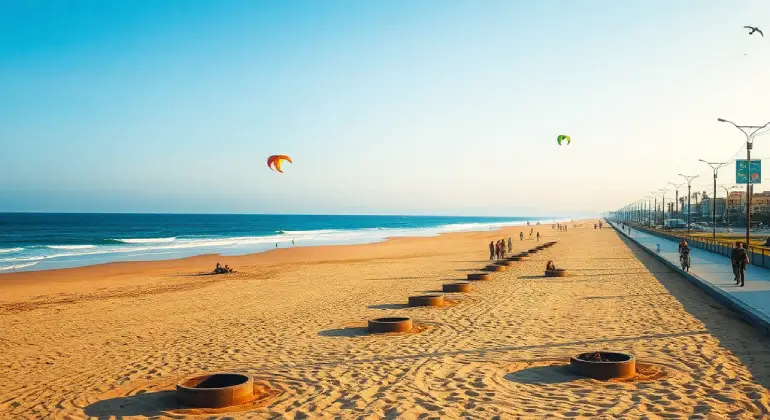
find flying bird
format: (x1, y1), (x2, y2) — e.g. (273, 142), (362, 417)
(744, 26), (764, 37)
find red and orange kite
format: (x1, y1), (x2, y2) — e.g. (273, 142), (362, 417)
(267, 155), (292, 173)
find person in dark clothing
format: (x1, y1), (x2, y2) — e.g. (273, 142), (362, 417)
(489, 241), (495, 260)
(536, 232), (540, 242)
(731, 242), (749, 287)
(678, 240), (691, 272)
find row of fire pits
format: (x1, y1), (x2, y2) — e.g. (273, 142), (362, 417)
(173, 239), (636, 409)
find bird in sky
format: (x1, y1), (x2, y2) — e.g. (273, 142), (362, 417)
(744, 26), (764, 37)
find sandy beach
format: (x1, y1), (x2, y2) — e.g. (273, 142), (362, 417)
(2, 222), (770, 419)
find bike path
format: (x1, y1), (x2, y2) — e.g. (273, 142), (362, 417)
(613, 223), (770, 332)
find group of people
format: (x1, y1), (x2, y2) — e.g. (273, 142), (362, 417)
(594, 221), (603, 230)
(213, 262), (234, 274)
(489, 238), (512, 260)
(555, 224), (568, 232)
(677, 239), (749, 286)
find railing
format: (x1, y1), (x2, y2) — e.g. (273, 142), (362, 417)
(620, 223), (770, 269)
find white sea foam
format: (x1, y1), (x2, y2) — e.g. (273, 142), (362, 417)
(115, 237), (176, 244)
(47, 245), (97, 250)
(0, 262), (38, 271)
(0, 247), (23, 254)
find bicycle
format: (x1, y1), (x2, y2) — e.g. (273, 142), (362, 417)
(679, 253), (691, 272)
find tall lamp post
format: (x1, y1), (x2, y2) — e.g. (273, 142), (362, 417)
(679, 174), (700, 234)
(698, 159), (728, 240)
(668, 182), (684, 222)
(659, 188), (669, 228)
(720, 185), (739, 231)
(717, 117), (770, 246)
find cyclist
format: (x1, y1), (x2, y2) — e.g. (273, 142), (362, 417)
(678, 240), (691, 272)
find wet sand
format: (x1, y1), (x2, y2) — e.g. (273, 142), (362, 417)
(2, 222), (770, 418)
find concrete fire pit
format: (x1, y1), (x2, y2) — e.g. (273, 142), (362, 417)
(545, 268), (567, 277)
(495, 260), (513, 267)
(408, 294), (444, 307)
(443, 282), (472, 293)
(508, 256), (528, 261)
(485, 264), (507, 272)
(467, 272), (491, 281)
(368, 317), (413, 333)
(176, 373), (255, 408)
(569, 352), (636, 380)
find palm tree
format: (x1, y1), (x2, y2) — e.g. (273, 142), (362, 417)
(702, 190), (709, 200)
(692, 191), (700, 205)
(679, 196), (686, 215)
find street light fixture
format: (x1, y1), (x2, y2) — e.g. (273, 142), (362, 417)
(679, 174), (700, 234)
(719, 185), (739, 232)
(718, 117), (770, 246)
(698, 159), (728, 240)
(659, 188), (669, 228)
(668, 182), (684, 221)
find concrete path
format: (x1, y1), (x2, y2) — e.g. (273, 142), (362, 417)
(613, 222), (770, 331)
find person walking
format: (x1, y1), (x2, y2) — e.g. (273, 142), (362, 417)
(489, 241), (495, 260)
(731, 242), (749, 287)
(519, 231), (524, 241)
(536, 232), (540, 242)
(507, 237), (512, 252)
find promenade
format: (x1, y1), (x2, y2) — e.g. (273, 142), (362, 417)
(615, 223), (770, 331)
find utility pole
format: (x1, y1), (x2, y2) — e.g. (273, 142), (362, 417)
(699, 159), (728, 240)
(659, 188), (669, 228)
(718, 118), (770, 246)
(679, 174), (700, 235)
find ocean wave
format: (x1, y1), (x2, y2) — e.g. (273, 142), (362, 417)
(47, 245), (97, 250)
(114, 237), (176, 244)
(0, 262), (38, 271)
(0, 247), (23, 254)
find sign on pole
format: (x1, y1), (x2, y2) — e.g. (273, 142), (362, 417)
(736, 159), (761, 184)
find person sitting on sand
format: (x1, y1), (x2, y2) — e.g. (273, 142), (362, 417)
(224, 264), (233, 273)
(546, 260), (556, 271)
(214, 262), (225, 274)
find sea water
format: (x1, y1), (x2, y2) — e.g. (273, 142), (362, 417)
(0, 213), (560, 272)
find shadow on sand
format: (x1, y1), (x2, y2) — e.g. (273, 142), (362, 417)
(84, 391), (180, 418)
(367, 303), (409, 310)
(504, 365), (577, 385)
(318, 327), (370, 338)
(616, 232), (770, 389)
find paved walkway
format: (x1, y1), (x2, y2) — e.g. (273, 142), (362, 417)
(613, 222), (770, 328)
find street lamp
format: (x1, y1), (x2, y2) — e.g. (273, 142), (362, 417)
(720, 185), (739, 231)
(668, 182), (684, 222)
(659, 188), (669, 228)
(698, 159), (728, 240)
(679, 174), (700, 234)
(718, 117), (770, 246)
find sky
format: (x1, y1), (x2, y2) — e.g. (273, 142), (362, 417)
(1, 0), (769, 217)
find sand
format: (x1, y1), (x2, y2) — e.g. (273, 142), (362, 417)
(2, 222), (770, 419)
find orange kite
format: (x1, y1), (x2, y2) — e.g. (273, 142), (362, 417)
(267, 155), (292, 173)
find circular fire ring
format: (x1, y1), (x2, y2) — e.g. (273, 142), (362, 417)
(508, 256), (528, 261)
(443, 282), (472, 293)
(495, 260), (513, 266)
(176, 373), (255, 408)
(408, 294), (444, 307)
(368, 317), (413, 333)
(485, 264), (507, 272)
(545, 268), (567, 277)
(467, 272), (491, 281)
(569, 352), (636, 380)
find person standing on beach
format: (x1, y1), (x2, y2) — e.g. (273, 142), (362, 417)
(507, 237), (512, 252)
(536, 232), (540, 242)
(731, 242), (749, 287)
(519, 232), (524, 241)
(489, 241), (495, 260)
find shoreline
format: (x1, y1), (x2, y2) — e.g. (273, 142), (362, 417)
(0, 223), (556, 299)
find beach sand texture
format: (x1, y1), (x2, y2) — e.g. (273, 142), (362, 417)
(2, 223), (770, 418)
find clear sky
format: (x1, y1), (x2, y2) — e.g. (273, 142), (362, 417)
(1, 0), (769, 216)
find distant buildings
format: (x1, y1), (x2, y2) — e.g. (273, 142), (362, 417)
(700, 197), (726, 218)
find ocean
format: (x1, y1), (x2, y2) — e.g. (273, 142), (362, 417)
(0, 213), (558, 272)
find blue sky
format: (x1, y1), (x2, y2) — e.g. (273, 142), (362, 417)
(1, 0), (769, 216)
